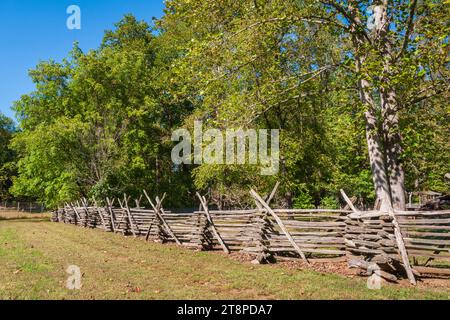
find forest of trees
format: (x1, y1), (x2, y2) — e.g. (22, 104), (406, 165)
(0, 0), (448, 209)
(0, 114), (15, 200)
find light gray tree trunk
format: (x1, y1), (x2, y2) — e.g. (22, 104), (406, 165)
(350, 2), (393, 211)
(359, 79), (393, 212)
(377, 0), (407, 210)
(381, 88), (406, 210)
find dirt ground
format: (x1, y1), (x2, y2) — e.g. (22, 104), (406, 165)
(225, 252), (450, 291)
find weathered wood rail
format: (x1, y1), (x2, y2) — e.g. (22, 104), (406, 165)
(346, 209), (450, 280)
(53, 204), (349, 258)
(52, 190), (450, 284)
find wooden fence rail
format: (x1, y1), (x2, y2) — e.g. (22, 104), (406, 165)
(345, 209), (450, 279)
(52, 191), (450, 284)
(53, 194), (351, 260)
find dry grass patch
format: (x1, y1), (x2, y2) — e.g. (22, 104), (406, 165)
(0, 210), (51, 220)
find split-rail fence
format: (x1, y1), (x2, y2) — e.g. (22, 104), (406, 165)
(52, 188), (450, 285)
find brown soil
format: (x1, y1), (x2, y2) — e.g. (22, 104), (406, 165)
(224, 251), (449, 290)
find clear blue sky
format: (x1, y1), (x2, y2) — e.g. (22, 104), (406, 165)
(0, 0), (165, 121)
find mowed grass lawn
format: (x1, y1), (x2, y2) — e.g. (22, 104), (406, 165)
(0, 214), (449, 300)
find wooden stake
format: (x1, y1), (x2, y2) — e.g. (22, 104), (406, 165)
(142, 191), (163, 241)
(106, 197), (116, 232)
(69, 202), (81, 222)
(121, 194), (138, 237)
(265, 181), (280, 204)
(157, 195), (181, 244)
(196, 193), (230, 254)
(135, 195), (143, 209)
(93, 198), (107, 230)
(143, 190), (181, 245)
(81, 199), (91, 228)
(340, 189), (358, 213)
(145, 218), (157, 241)
(388, 209), (417, 285)
(250, 189), (308, 262)
(251, 182), (279, 263)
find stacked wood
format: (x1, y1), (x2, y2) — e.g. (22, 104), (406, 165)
(52, 208), (64, 222)
(142, 207), (347, 259)
(263, 210), (347, 258)
(245, 211), (273, 263)
(345, 210), (450, 279)
(54, 204), (350, 259)
(53, 197), (450, 282)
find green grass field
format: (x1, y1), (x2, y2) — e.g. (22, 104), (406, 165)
(0, 212), (448, 300)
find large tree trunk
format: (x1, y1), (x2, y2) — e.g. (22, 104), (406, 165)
(360, 79), (393, 212)
(377, 0), (407, 210)
(345, 0), (406, 210)
(349, 10), (393, 211)
(381, 88), (406, 210)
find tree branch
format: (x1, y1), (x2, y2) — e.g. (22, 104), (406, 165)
(397, 0), (418, 60)
(321, 0), (372, 45)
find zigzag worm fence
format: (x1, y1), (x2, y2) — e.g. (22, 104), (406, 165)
(52, 205), (450, 281)
(52, 206), (350, 256)
(346, 210), (450, 278)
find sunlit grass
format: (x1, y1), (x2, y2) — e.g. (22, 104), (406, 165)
(0, 210), (51, 220)
(0, 217), (448, 300)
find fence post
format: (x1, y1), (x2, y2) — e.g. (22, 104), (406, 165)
(194, 211), (210, 250)
(249, 183), (279, 264)
(121, 194), (138, 237)
(93, 199), (107, 230)
(81, 198), (90, 228)
(143, 191), (181, 245)
(250, 189), (308, 262)
(388, 210), (417, 285)
(196, 193), (229, 254)
(106, 198), (116, 232)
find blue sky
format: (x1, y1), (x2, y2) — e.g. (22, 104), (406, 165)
(0, 0), (165, 121)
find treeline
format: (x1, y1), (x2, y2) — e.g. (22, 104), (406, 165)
(2, 0), (449, 209)
(0, 114), (16, 200)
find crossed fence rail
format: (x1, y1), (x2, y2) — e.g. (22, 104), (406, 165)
(52, 188), (450, 285)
